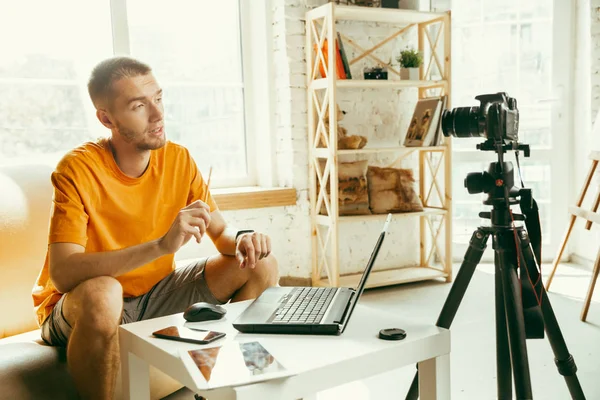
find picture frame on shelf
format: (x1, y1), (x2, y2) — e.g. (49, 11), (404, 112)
(403, 96), (442, 147)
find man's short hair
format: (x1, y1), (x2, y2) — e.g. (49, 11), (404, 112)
(87, 57), (152, 109)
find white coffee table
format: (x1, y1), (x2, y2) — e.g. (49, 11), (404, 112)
(119, 300), (450, 400)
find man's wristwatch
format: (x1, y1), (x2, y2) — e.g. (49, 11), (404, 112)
(235, 230), (254, 244)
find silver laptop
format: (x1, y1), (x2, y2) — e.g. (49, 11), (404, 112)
(232, 214), (391, 335)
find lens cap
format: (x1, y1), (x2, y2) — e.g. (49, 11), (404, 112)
(379, 328), (406, 341)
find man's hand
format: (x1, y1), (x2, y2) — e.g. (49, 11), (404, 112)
(236, 232), (272, 269)
(159, 200), (211, 254)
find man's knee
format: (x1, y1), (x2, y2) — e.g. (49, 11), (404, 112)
(256, 254), (279, 287)
(64, 276), (123, 335)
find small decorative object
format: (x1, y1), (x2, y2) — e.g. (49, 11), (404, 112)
(397, 48), (423, 80)
(329, 0), (381, 5)
(354, 0), (381, 5)
(364, 65), (388, 80)
(318, 103), (368, 150)
(398, 0), (420, 10)
(381, 0), (399, 8)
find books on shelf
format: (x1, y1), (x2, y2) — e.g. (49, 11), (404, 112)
(403, 95), (447, 147)
(337, 33), (352, 79)
(315, 38), (347, 79)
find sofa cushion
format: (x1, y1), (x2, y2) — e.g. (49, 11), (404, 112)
(0, 164), (54, 338)
(0, 330), (184, 400)
(0, 341), (78, 399)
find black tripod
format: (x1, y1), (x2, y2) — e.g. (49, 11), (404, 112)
(405, 156), (586, 399)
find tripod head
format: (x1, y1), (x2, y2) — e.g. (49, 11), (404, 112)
(466, 146), (534, 226)
(465, 138), (532, 212)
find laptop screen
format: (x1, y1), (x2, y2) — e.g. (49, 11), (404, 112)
(341, 213), (391, 330)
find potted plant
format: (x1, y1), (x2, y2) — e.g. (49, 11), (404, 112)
(397, 48), (423, 80)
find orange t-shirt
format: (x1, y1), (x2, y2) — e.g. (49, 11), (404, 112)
(32, 138), (218, 326)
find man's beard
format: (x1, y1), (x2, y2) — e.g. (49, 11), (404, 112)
(116, 121), (166, 151)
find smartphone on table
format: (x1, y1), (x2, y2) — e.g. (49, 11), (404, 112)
(152, 326), (226, 345)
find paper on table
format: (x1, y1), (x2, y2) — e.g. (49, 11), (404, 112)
(178, 340), (292, 390)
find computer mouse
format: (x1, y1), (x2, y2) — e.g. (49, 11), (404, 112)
(183, 302), (227, 322)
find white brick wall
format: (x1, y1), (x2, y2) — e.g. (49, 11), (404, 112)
(178, 0), (444, 279)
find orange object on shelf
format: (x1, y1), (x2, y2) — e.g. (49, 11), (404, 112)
(314, 38), (347, 79)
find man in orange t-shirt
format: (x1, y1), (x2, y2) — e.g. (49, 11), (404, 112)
(32, 57), (279, 399)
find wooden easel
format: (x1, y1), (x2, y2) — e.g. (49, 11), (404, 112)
(546, 151), (600, 321)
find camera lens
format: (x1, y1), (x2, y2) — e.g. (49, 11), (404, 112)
(442, 106), (483, 138)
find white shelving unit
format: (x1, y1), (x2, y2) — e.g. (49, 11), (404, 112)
(306, 3), (453, 288)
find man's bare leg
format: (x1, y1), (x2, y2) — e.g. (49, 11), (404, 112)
(203, 254), (279, 303)
(62, 276), (124, 400)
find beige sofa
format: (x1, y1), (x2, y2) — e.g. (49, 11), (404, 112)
(0, 164), (183, 399)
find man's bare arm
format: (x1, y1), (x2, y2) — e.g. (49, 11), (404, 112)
(207, 209), (237, 256)
(49, 200), (212, 293)
(49, 241), (165, 293)
(207, 209), (272, 269)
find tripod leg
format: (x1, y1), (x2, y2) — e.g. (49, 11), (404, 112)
(495, 259), (512, 399)
(518, 231), (586, 399)
(495, 231), (533, 399)
(405, 229), (490, 400)
(581, 247), (600, 322)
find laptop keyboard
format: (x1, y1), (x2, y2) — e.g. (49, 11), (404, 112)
(270, 287), (337, 324)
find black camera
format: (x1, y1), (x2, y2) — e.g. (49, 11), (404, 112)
(441, 92), (519, 143)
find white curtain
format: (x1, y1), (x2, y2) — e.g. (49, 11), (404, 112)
(572, 0), (600, 262)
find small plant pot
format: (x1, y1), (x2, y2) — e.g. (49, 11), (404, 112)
(400, 68), (420, 80)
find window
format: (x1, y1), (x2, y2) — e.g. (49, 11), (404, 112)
(0, 1), (113, 165)
(124, 0), (252, 187)
(432, 0), (572, 260)
(0, 0), (262, 188)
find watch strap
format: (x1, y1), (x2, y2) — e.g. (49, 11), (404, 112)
(235, 230), (254, 242)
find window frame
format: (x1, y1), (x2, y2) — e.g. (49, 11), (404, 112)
(110, 0), (274, 189)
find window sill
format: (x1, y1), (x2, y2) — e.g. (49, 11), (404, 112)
(212, 187), (297, 211)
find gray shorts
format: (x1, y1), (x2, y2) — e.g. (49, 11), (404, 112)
(41, 258), (223, 347)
